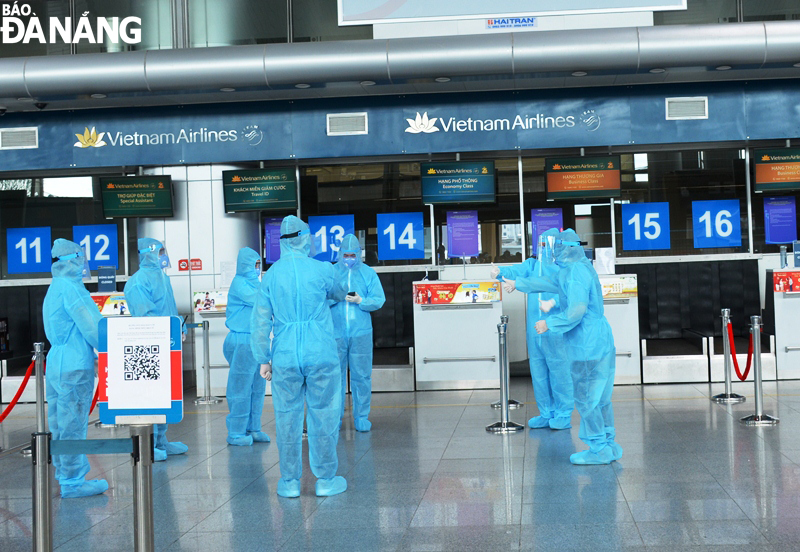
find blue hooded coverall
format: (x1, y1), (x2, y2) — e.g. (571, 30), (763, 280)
(330, 234), (385, 432)
(123, 237), (187, 461)
(250, 216), (348, 497)
(497, 227), (573, 430)
(224, 247), (269, 446)
(43, 239), (108, 497)
(545, 229), (620, 464)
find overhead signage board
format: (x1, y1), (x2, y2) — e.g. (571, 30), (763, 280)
(754, 149), (800, 193)
(99, 176), (174, 218)
(338, 0), (687, 25)
(546, 156), (621, 199)
(421, 161), (495, 204)
(222, 168), (297, 212)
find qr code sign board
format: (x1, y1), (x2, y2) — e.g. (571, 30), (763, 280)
(123, 345), (161, 381)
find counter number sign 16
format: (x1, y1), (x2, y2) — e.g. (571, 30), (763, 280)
(377, 212), (425, 260)
(692, 199), (741, 248)
(621, 202), (670, 251)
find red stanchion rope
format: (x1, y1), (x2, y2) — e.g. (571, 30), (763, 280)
(0, 360), (35, 423)
(727, 322), (753, 381)
(89, 384), (100, 415)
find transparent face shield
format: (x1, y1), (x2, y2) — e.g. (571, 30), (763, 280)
(282, 228), (317, 257)
(58, 249), (91, 281)
(139, 242), (171, 269)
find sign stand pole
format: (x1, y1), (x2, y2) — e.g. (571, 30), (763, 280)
(130, 425), (155, 552)
(31, 342), (53, 552)
(194, 320), (222, 405)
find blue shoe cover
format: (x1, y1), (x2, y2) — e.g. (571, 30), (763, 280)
(354, 418), (372, 432)
(165, 441), (188, 455)
(548, 416), (572, 430)
(276, 478), (301, 498)
(528, 416), (551, 429)
(61, 479), (109, 498)
(315, 476), (347, 497)
(154, 448), (167, 462)
(247, 431), (271, 443)
(227, 434), (254, 446)
(570, 447), (614, 465)
(608, 442), (623, 461)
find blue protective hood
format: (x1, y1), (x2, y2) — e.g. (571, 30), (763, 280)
(50, 238), (84, 280)
(137, 237), (163, 269)
(236, 247), (261, 279)
(279, 216), (311, 257)
(555, 229), (586, 265)
(336, 234), (362, 268)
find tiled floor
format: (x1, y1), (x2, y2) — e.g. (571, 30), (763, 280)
(2, 378), (800, 551)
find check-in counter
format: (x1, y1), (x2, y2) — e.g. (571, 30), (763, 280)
(642, 331), (709, 383)
(772, 270), (800, 379)
(413, 280), (503, 390)
(599, 274), (641, 385)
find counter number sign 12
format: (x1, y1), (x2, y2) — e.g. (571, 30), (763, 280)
(7, 226), (52, 274)
(692, 199), (742, 248)
(308, 214), (355, 262)
(73, 224), (119, 270)
(621, 202), (670, 251)
(377, 212), (425, 260)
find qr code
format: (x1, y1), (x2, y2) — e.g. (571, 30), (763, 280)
(123, 345), (161, 381)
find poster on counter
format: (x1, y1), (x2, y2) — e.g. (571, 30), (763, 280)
(598, 275), (638, 298)
(193, 290), (228, 312)
(91, 294), (130, 316)
(446, 210), (480, 257)
(773, 271), (800, 292)
(764, 196), (797, 244)
(413, 281), (501, 305)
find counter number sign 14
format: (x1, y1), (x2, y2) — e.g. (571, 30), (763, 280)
(692, 199), (742, 248)
(377, 212), (425, 260)
(621, 202), (670, 251)
(7, 226), (52, 274)
(73, 224), (119, 270)
(308, 215), (355, 262)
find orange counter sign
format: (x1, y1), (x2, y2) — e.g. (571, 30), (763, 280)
(755, 149), (800, 192)
(546, 156), (620, 199)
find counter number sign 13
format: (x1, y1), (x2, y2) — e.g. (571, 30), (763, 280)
(621, 202), (670, 251)
(73, 224), (119, 270)
(6, 226), (52, 274)
(308, 214), (355, 262)
(692, 199), (742, 249)
(377, 212), (425, 260)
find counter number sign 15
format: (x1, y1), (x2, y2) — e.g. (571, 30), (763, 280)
(73, 224), (119, 270)
(377, 212), (425, 260)
(621, 202), (670, 251)
(692, 199), (741, 248)
(6, 226), (52, 274)
(308, 215), (355, 262)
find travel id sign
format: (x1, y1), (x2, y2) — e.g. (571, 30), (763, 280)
(222, 168), (297, 212)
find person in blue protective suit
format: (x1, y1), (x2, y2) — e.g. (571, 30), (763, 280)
(250, 216), (348, 498)
(43, 239), (109, 498)
(490, 227), (573, 431)
(330, 234), (385, 432)
(533, 229), (621, 465)
(124, 238), (188, 462)
(223, 247), (270, 446)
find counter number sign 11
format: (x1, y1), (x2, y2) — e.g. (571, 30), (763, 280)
(73, 224), (119, 270)
(621, 202), (670, 251)
(308, 214), (355, 262)
(692, 199), (742, 248)
(6, 226), (52, 274)
(377, 212), (425, 260)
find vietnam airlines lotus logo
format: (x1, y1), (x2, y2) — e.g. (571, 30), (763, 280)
(762, 155), (771, 161)
(74, 127), (107, 148)
(405, 112), (439, 133)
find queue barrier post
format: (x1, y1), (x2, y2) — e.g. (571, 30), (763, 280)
(491, 315), (523, 411)
(487, 316), (524, 434)
(741, 316), (779, 426)
(31, 342), (52, 552)
(712, 308), (746, 404)
(191, 321), (222, 405)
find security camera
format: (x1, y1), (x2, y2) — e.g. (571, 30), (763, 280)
(0, 107), (6, 116)
(34, 102), (47, 110)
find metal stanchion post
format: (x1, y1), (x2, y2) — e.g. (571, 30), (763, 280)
(194, 320), (222, 405)
(487, 318), (524, 433)
(31, 342), (53, 552)
(130, 425), (155, 552)
(491, 315), (523, 410)
(741, 316), (779, 426)
(712, 308), (745, 404)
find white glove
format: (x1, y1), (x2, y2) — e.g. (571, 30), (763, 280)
(539, 298), (556, 313)
(489, 264), (500, 280)
(345, 292), (362, 304)
(260, 363), (272, 381)
(535, 320), (548, 334)
(503, 280), (516, 294)
(181, 332), (186, 343)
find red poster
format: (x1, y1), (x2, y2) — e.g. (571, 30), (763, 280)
(773, 271), (800, 292)
(190, 259), (202, 271)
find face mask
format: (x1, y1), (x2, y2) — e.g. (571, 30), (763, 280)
(343, 257), (357, 269)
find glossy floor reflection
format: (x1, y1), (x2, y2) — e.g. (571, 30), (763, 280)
(2, 378), (800, 551)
